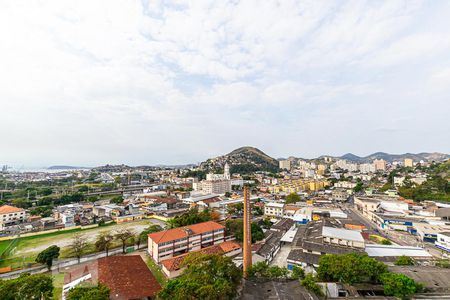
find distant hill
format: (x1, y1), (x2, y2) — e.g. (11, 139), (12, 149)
(47, 165), (88, 170)
(200, 146), (279, 174)
(324, 152), (449, 163)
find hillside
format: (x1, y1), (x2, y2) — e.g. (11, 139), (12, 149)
(320, 152), (449, 163)
(200, 146), (279, 174)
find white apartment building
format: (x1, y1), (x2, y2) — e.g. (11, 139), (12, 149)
(264, 202), (285, 217)
(199, 179), (231, 194)
(195, 164), (231, 195)
(0, 205), (26, 231)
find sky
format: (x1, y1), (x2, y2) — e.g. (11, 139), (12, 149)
(0, 0), (449, 167)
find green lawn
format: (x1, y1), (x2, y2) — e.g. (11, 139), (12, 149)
(0, 219), (156, 268)
(52, 273), (65, 300)
(0, 239), (14, 255)
(146, 257), (167, 287)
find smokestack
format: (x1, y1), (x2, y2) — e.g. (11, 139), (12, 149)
(243, 185), (252, 278)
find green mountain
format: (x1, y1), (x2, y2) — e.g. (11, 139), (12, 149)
(200, 146), (279, 174)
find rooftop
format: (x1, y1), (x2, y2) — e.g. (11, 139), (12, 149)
(0, 205), (24, 214)
(64, 255), (161, 299)
(241, 279), (320, 300)
(98, 255), (161, 299)
(265, 202), (285, 208)
(322, 226), (364, 243)
(365, 244), (432, 258)
(148, 221), (225, 244)
(389, 266), (450, 291)
(161, 241), (240, 271)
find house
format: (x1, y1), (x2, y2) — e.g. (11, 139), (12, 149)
(63, 255), (161, 300)
(0, 205), (27, 231)
(264, 202), (284, 217)
(148, 221), (225, 263)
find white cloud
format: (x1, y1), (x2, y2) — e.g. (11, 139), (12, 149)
(0, 0), (449, 166)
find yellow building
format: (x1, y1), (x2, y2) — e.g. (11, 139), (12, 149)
(404, 158), (413, 167)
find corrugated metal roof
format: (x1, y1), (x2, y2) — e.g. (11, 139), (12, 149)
(322, 226), (364, 242)
(365, 244), (432, 257)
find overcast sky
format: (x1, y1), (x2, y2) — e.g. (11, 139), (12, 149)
(1, 0), (449, 167)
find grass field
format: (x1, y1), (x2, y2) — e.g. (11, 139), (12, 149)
(0, 219), (164, 269)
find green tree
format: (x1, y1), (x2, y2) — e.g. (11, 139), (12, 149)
(381, 239), (392, 245)
(137, 225), (163, 249)
(317, 253), (387, 284)
(225, 220), (264, 243)
(353, 179), (364, 193)
(380, 272), (421, 300)
(78, 185), (89, 193)
(285, 193), (301, 203)
(169, 208), (212, 228)
(110, 195), (123, 204)
(247, 261), (293, 280)
(227, 203), (244, 215)
(0, 273), (54, 300)
(395, 255), (414, 266)
(114, 228), (135, 253)
(40, 187), (53, 196)
(158, 253), (242, 300)
(291, 265), (305, 280)
(95, 232), (114, 256)
(36, 245), (60, 270)
(69, 234), (89, 263)
(66, 283), (110, 300)
(301, 274), (324, 297)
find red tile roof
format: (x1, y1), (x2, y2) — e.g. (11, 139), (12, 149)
(148, 221), (225, 245)
(64, 262), (99, 285)
(0, 205), (24, 214)
(201, 197), (222, 204)
(161, 241), (241, 271)
(98, 255), (161, 299)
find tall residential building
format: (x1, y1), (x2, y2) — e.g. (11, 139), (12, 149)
(373, 159), (387, 171)
(147, 221), (225, 263)
(404, 158), (413, 168)
(0, 205), (26, 231)
(200, 179), (231, 194)
(195, 164), (232, 195)
(279, 160), (291, 170)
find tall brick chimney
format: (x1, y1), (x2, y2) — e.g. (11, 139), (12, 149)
(243, 185), (252, 278)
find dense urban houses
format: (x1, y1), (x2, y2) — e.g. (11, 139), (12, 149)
(147, 221), (226, 263)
